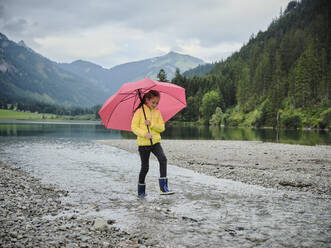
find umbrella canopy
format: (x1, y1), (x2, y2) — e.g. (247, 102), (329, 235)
(99, 78), (186, 131)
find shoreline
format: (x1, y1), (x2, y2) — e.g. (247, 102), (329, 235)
(0, 119), (99, 124)
(1, 117), (330, 131)
(97, 139), (331, 195)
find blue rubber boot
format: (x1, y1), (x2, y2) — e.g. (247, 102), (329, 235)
(138, 183), (146, 197)
(159, 177), (174, 195)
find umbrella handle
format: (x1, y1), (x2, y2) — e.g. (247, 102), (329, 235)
(138, 90), (153, 145)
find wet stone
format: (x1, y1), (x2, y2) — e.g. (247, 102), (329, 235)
(107, 219), (116, 225)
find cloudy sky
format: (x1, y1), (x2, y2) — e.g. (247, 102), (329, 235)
(0, 0), (290, 69)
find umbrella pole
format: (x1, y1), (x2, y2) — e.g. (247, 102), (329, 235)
(138, 90), (153, 145)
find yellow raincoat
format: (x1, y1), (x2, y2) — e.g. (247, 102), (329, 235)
(131, 105), (165, 146)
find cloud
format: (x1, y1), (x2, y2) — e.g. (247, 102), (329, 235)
(175, 39), (243, 62)
(0, 0), (291, 68)
(1, 18), (27, 34)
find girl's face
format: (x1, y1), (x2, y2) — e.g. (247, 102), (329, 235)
(145, 96), (159, 110)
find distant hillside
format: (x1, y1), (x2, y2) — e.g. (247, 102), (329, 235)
(60, 51), (205, 95)
(0, 33), (108, 107)
(58, 60), (111, 92)
(183, 63), (215, 78)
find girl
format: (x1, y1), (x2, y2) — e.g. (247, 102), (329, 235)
(131, 90), (174, 196)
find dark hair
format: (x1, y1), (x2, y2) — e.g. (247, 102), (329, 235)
(135, 90), (160, 112)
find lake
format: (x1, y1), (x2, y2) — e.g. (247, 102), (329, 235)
(0, 121), (330, 146)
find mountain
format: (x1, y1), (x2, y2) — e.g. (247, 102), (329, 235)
(58, 60), (113, 95)
(108, 51), (204, 81)
(58, 60), (110, 91)
(59, 51), (205, 96)
(0, 33), (108, 107)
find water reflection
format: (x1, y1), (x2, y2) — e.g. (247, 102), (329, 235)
(0, 122), (121, 139)
(163, 125), (331, 146)
(0, 122), (330, 146)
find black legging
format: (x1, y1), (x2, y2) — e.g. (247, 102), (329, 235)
(138, 143), (167, 184)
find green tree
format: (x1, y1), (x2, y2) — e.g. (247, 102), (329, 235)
(269, 51), (284, 112)
(157, 69), (168, 82)
(172, 68), (184, 86)
(200, 90), (220, 123)
(182, 96), (200, 121)
(255, 99), (275, 127)
(209, 107), (223, 126)
(294, 45), (320, 107)
(236, 65), (251, 112)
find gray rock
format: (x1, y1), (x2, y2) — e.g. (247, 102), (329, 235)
(93, 218), (108, 231)
(107, 219), (116, 225)
(66, 243), (79, 248)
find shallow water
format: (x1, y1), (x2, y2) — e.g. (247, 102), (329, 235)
(0, 136), (330, 247)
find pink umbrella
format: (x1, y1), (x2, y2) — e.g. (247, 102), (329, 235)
(99, 78), (186, 131)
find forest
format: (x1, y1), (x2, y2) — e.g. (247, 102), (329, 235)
(171, 0), (330, 129)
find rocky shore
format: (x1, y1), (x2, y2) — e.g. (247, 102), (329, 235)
(0, 161), (160, 248)
(97, 139), (331, 195)
(1, 139), (330, 247)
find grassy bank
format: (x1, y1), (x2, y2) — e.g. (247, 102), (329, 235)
(0, 110), (98, 122)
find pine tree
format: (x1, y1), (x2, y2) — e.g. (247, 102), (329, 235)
(157, 69), (168, 82)
(172, 68), (183, 85)
(294, 44), (320, 107)
(236, 65), (250, 112)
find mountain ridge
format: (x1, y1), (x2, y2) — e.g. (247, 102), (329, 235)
(59, 50), (205, 97)
(0, 34), (108, 107)
(0, 33), (204, 107)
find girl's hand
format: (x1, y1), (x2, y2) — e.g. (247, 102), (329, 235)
(145, 132), (152, 139)
(145, 120), (151, 126)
